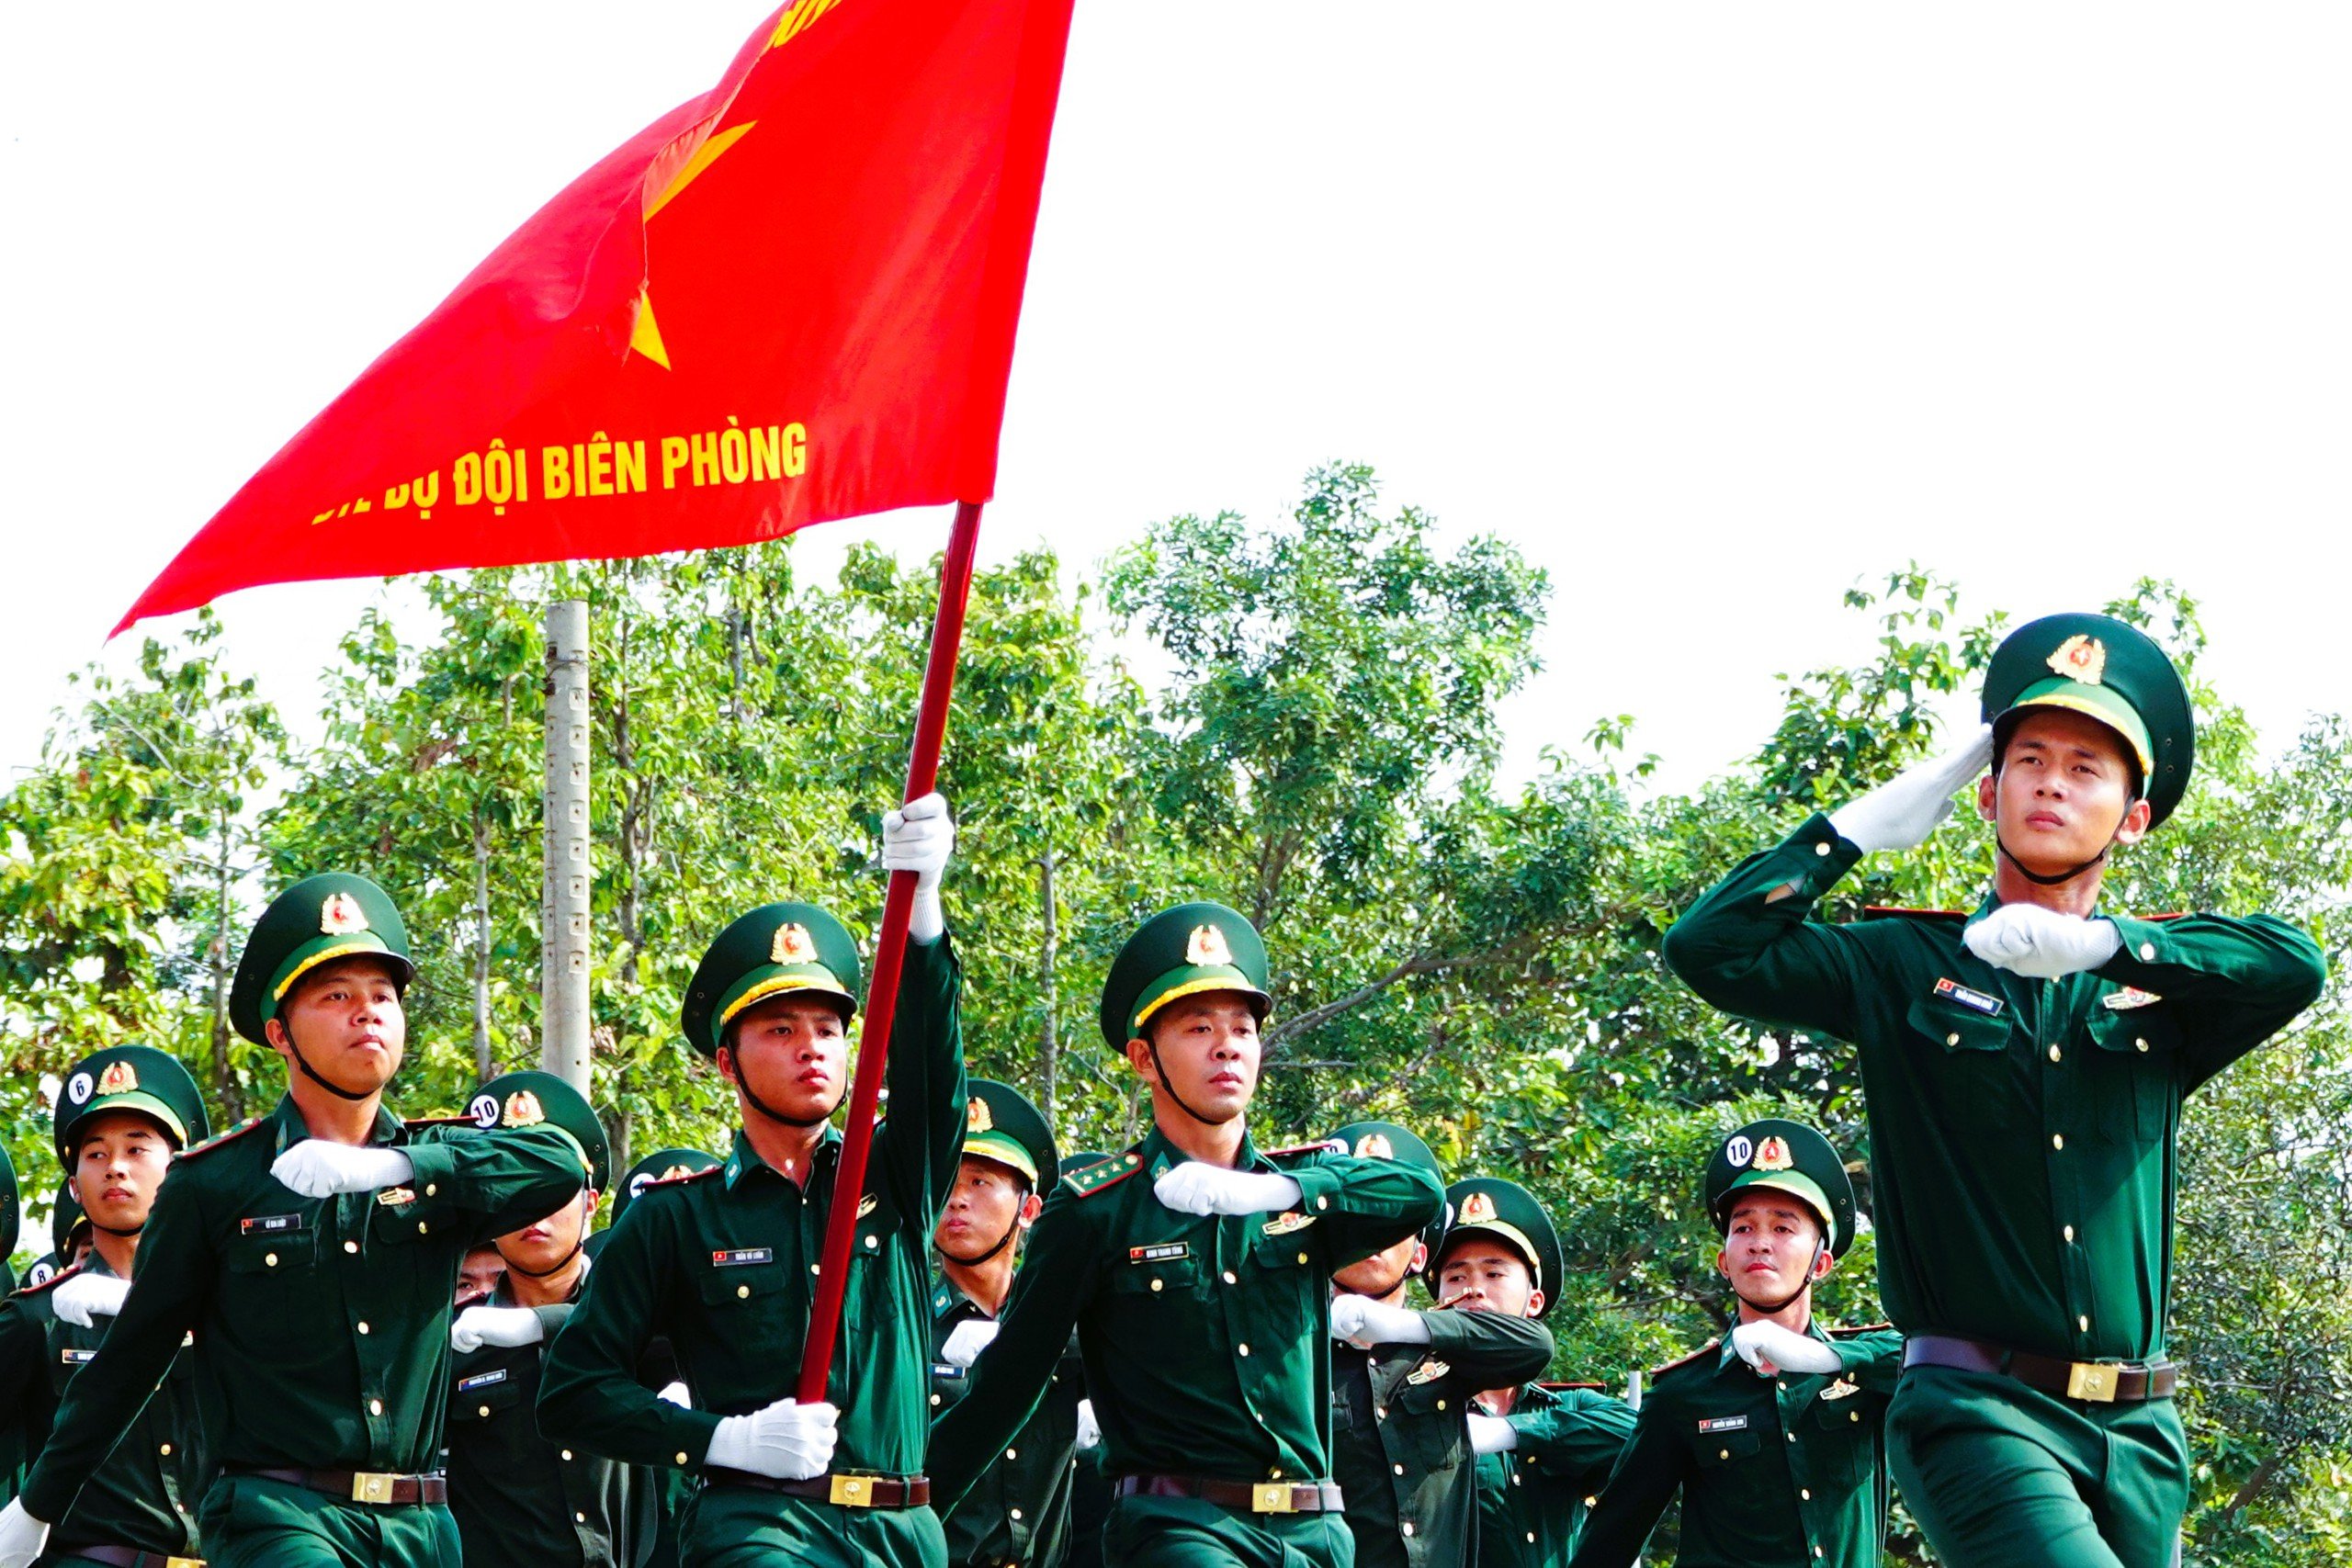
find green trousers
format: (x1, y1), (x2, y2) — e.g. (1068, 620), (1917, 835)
(1098, 1494), (1352, 1568)
(194, 1474), (459, 1567)
(676, 1484), (947, 1568)
(1888, 1365), (2187, 1568)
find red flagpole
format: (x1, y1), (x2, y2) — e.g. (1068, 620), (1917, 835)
(796, 497), (984, 1404)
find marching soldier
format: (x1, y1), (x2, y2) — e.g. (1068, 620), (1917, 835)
(0, 872), (591, 1568)
(444, 1069), (662, 1568)
(1568, 1121), (1900, 1568)
(925, 901), (1444, 1568)
(0, 1045), (212, 1568)
(1321, 1121), (1554, 1568)
(1431, 1178), (1631, 1568)
(1661, 613), (2327, 1567)
(537, 795), (965, 1567)
(927, 1078), (1081, 1568)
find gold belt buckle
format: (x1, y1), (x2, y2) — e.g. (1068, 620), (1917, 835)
(829, 1473), (875, 1507)
(1251, 1483), (1296, 1514)
(350, 1471), (400, 1504)
(2065, 1361), (2120, 1403)
(166, 1558), (208, 1568)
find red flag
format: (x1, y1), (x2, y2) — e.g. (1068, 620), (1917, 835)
(116, 0), (1075, 635)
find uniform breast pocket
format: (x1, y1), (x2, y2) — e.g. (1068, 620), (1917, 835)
(1904, 995), (2014, 1122)
(225, 1229), (316, 1282)
(1809, 1393), (1880, 1490)
(1389, 1376), (1466, 1470)
(1689, 1422), (1762, 1471)
(2086, 1006), (2179, 1144)
(1104, 1254), (1200, 1316)
(698, 1257), (790, 1351)
(449, 1366), (528, 1425)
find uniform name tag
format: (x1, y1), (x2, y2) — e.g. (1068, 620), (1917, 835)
(1697, 1415), (1748, 1433)
(1934, 978), (2004, 1017)
(1128, 1242), (1190, 1264)
(458, 1369), (507, 1392)
(2102, 987), (2162, 1010)
(931, 1363), (967, 1381)
(712, 1247), (774, 1267)
(61, 1348), (96, 1365)
(241, 1213), (306, 1235)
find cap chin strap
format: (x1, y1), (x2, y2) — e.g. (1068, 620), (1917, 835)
(944, 1214), (1023, 1268)
(1147, 1039), (1241, 1128)
(90, 1219), (144, 1239)
(283, 1021), (377, 1103)
(725, 1047), (845, 1130)
(506, 1240), (583, 1279)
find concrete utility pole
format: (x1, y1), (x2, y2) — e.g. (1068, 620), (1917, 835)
(541, 599), (592, 1095)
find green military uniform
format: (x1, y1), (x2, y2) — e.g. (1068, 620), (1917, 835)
(537, 903), (967, 1568)
(444, 1070), (663, 1568)
(16, 874), (591, 1568)
(1320, 1122), (1554, 1568)
(1046, 1156), (1114, 1568)
(1570, 1121), (1899, 1568)
(1431, 1178), (1631, 1568)
(0, 1044), (214, 1567)
(22, 1192), (90, 1293)
(1662, 615), (2328, 1568)
(926, 904), (1444, 1568)
(927, 1080), (1080, 1568)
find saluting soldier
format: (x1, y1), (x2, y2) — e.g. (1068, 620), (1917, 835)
(1319, 1121), (1553, 1568)
(925, 902), (1444, 1568)
(1660, 613), (2327, 1568)
(443, 1070), (664, 1568)
(926, 1078), (1081, 1568)
(537, 795), (965, 1567)
(1431, 1178), (1630, 1568)
(1569, 1121), (1900, 1568)
(0, 1045), (212, 1568)
(0, 873), (591, 1568)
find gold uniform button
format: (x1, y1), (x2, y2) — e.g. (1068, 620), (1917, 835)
(1149, 1279), (1163, 1292)
(1271, 1468), (1283, 1479)
(345, 1241), (359, 1254)
(266, 1253), (279, 1267)
(2048, 1045), (2062, 1063)
(561, 1450), (573, 1461)
(1815, 840), (1832, 856)
(357, 1322), (370, 1335)
(418, 1222), (428, 1235)
(1010, 1508), (1023, 1521)
(865, 1235), (878, 1249)
(2079, 1314), (2090, 1332)
(1801, 1488), (1812, 1500)
(1222, 1271), (1238, 1284)
(930, 1393), (942, 1406)
(1526, 1532), (1536, 1544)
(2140, 942), (2156, 961)
(1720, 1449), (1730, 1460)
(2052, 1134), (2064, 1151)
(737, 1285), (751, 1299)
(1786, 1432), (1796, 1443)
(370, 1400), (384, 1416)
(1374, 1407), (1387, 1421)
(160, 1443), (173, 1456)
(1316, 1197), (1329, 1212)
(1401, 1523), (1415, 1538)
(2135, 1037), (2150, 1053)
(1006, 1449), (1018, 1461)
(676, 1453), (691, 1466)
(575, 1511), (587, 1523)
(1849, 1411), (1860, 1423)
(1946, 1033), (1961, 1047)
(478, 1404), (491, 1417)
(2064, 1224), (2076, 1243)
(1393, 1464), (1405, 1476)
(1238, 1343), (1250, 1357)
(1296, 1252), (1309, 1265)
(1435, 1399), (1445, 1411)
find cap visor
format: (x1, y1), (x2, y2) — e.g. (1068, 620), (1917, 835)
(2003, 680), (2154, 773)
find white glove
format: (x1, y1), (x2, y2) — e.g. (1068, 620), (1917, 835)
(882, 792), (955, 942)
(50, 1271), (131, 1327)
(272, 1141), (416, 1199)
(1828, 725), (1995, 854)
(0, 1499), (51, 1568)
(1730, 1320), (1844, 1377)
(1467, 1414), (1518, 1455)
(1153, 1163), (1303, 1217)
(1075, 1397), (1102, 1450)
(1962, 902), (2123, 979)
(1329, 1293), (1432, 1349)
(451, 1304), (546, 1353)
(705, 1397), (839, 1480)
(658, 1382), (693, 1407)
(941, 1318), (1000, 1368)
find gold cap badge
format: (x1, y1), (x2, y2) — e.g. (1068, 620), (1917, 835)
(1461, 1190), (1498, 1224)
(502, 1090), (546, 1128)
(772, 922), (817, 964)
(2046, 634), (2108, 686)
(1353, 1133), (1395, 1159)
(967, 1096), (995, 1133)
(320, 891), (369, 936)
(96, 1060), (140, 1096)
(1185, 923), (1235, 967)
(1752, 1135), (1793, 1172)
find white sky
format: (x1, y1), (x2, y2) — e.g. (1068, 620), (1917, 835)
(5, 4), (2349, 795)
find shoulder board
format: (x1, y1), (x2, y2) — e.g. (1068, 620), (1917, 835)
(10, 1260), (85, 1299)
(1861, 906), (1968, 920)
(1538, 1380), (1605, 1392)
(402, 1113), (477, 1129)
(1649, 1338), (1721, 1379)
(1826, 1321), (1894, 1338)
(178, 1115), (269, 1161)
(2137, 911), (2191, 922)
(1262, 1137), (1347, 1162)
(1062, 1148), (1145, 1200)
(645, 1165), (724, 1191)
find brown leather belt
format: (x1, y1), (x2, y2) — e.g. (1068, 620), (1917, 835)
(1112, 1474), (1345, 1514)
(233, 1466), (447, 1505)
(1904, 1334), (2178, 1404)
(57, 1548), (206, 1568)
(703, 1468), (932, 1508)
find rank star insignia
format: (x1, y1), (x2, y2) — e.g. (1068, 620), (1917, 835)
(1404, 1358), (1452, 1385)
(1460, 1190), (1498, 1224)
(2046, 633), (2109, 685)
(96, 1059), (140, 1096)
(967, 1097), (994, 1134)
(320, 892), (369, 935)
(1352, 1133), (1394, 1159)
(772, 922), (817, 964)
(1185, 922), (1235, 967)
(503, 1090), (546, 1127)
(1752, 1135), (1794, 1172)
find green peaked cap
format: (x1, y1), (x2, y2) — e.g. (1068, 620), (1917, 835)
(230, 873), (415, 1045)
(1983, 612), (2193, 827)
(0, 1142), (17, 1264)
(53, 1044), (210, 1163)
(1328, 1120), (1448, 1267)
(1099, 901), (1272, 1049)
(962, 1078), (1058, 1188)
(1436, 1176), (1563, 1316)
(611, 1146), (722, 1224)
(469, 1069), (610, 1191)
(1703, 1118), (1859, 1259)
(682, 901), (862, 1057)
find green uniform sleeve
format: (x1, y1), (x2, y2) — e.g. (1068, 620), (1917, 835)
(927, 1187), (1095, 1514)
(1288, 1156), (1443, 1271)
(1423, 1306), (1555, 1391)
(536, 1201), (720, 1472)
(1564, 1392), (1689, 1568)
(403, 1123), (590, 1247)
(1831, 1327), (1904, 1395)
(1660, 813), (1879, 1041)
(0, 1297), (58, 1452)
(2098, 911), (2326, 1090)
(20, 1168), (212, 1524)
(876, 932), (967, 1223)
(529, 1302), (576, 1342)
(1512, 1388), (1635, 1485)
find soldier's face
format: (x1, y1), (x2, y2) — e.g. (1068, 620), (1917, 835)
(1434, 1241), (1544, 1318)
(269, 958), (407, 1095)
(1979, 708), (2152, 875)
(1332, 1233), (1426, 1299)
(1127, 994), (1262, 1122)
(720, 995), (850, 1123)
(495, 1189), (596, 1276)
(1717, 1193), (1831, 1307)
(458, 1245), (504, 1303)
(935, 1156), (1039, 1263)
(69, 1111), (175, 1234)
